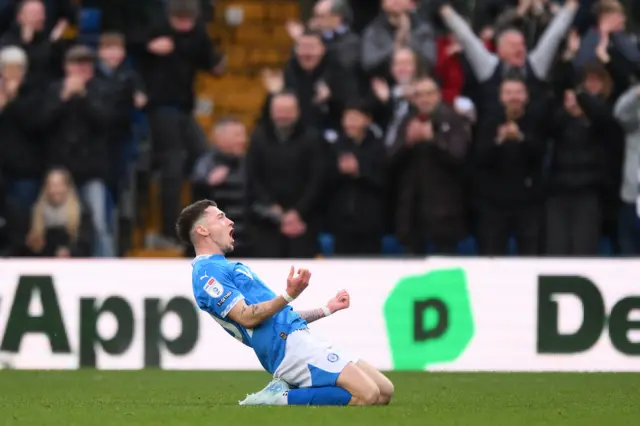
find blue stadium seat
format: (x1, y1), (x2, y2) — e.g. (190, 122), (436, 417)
(457, 236), (477, 256)
(381, 235), (404, 255)
(599, 237), (613, 256)
(79, 8), (102, 34)
(318, 233), (334, 256)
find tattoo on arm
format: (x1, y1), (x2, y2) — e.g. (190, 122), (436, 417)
(251, 304), (259, 316)
(296, 308), (325, 324)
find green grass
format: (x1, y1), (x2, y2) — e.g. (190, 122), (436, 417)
(0, 371), (639, 425)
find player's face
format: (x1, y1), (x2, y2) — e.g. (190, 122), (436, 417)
(201, 206), (235, 253)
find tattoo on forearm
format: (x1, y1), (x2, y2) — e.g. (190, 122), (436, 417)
(296, 308), (325, 324)
(251, 304), (259, 316)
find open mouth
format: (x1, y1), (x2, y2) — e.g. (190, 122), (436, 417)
(229, 228), (235, 240)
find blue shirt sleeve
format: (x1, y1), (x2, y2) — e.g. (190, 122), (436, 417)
(195, 263), (245, 318)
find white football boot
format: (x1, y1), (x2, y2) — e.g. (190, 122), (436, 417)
(238, 378), (290, 406)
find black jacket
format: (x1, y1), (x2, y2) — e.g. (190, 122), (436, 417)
(0, 172), (24, 256)
(390, 104), (471, 241)
(95, 61), (144, 140)
(0, 25), (63, 89)
(474, 104), (547, 207)
(0, 80), (44, 179)
(138, 18), (222, 112)
(247, 119), (325, 224)
(40, 77), (113, 182)
(283, 54), (357, 132)
(0, 0), (77, 37)
(325, 130), (386, 234)
(547, 93), (616, 193)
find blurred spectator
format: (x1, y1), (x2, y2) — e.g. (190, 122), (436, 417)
(304, 0), (361, 74)
(272, 28), (356, 134)
(139, 0), (223, 249)
(474, 76), (546, 255)
(472, 0), (519, 36)
(0, 46), (42, 210)
(95, 32), (146, 195)
(40, 45), (114, 257)
(361, 0), (436, 77)
(370, 46), (419, 147)
(390, 77), (471, 254)
(435, 32), (466, 105)
(325, 100), (386, 255)
(247, 91), (324, 258)
(493, 0), (559, 49)
(439, 0), (577, 118)
(0, 170), (23, 256)
(24, 168), (93, 257)
(614, 84), (640, 255)
(192, 117), (250, 257)
(545, 87), (614, 256)
(97, 0), (214, 46)
(574, 0), (639, 97)
(0, 0), (76, 39)
(0, 0), (64, 89)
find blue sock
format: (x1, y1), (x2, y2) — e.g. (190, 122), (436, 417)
(286, 387), (352, 406)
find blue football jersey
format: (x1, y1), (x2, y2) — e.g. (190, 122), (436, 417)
(191, 254), (307, 373)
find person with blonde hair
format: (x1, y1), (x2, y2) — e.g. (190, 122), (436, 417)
(25, 168), (94, 257)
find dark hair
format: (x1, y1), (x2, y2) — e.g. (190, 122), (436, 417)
(168, 0), (200, 17)
(502, 68), (527, 85)
(300, 28), (323, 41)
(175, 199), (217, 244)
(271, 89), (298, 102)
(65, 45), (97, 63)
(343, 98), (372, 116)
(582, 62), (613, 98)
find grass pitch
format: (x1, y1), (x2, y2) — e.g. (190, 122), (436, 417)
(0, 371), (639, 426)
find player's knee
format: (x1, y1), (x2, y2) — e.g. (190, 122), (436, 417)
(377, 380), (394, 405)
(358, 385), (380, 406)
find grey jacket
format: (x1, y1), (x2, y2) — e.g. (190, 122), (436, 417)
(442, 2), (577, 82)
(361, 12), (436, 74)
(614, 87), (640, 203)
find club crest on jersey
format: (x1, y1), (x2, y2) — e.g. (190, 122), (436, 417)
(204, 278), (224, 298)
(327, 353), (339, 363)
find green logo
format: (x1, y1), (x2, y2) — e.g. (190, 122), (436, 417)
(383, 268), (475, 370)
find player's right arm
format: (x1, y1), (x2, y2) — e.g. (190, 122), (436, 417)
(227, 266), (310, 329)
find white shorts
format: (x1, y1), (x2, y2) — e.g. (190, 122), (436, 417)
(273, 329), (357, 388)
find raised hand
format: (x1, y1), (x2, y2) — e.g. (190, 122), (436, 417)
(286, 266), (311, 299)
(327, 290), (350, 313)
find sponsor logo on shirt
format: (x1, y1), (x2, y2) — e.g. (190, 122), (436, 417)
(216, 291), (233, 307)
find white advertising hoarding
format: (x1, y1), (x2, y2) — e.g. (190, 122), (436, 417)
(0, 258), (638, 371)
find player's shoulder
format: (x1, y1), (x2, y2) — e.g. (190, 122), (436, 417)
(191, 255), (233, 283)
(229, 261), (260, 282)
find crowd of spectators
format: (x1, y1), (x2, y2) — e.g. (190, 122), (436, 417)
(2, 0), (640, 259)
(0, 0), (222, 257)
(236, 0), (640, 258)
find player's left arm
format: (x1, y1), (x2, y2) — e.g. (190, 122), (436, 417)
(295, 290), (350, 324)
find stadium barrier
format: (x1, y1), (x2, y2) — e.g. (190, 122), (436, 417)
(0, 258), (638, 371)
